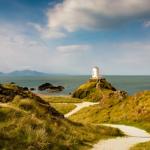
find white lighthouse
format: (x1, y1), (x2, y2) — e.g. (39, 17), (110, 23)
(92, 66), (100, 79)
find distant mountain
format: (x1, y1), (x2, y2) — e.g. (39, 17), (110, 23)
(0, 70), (50, 76)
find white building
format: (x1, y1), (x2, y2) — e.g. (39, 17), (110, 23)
(92, 66), (100, 79)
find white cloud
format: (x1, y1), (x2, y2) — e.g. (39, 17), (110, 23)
(28, 22), (66, 39)
(116, 42), (150, 65)
(0, 23), (150, 75)
(47, 0), (150, 33)
(0, 23), (92, 74)
(29, 0), (150, 39)
(0, 24), (53, 72)
(91, 41), (150, 75)
(57, 44), (90, 54)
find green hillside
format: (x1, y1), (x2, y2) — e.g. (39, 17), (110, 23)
(70, 79), (150, 150)
(0, 83), (123, 150)
(70, 91), (150, 124)
(72, 78), (127, 102)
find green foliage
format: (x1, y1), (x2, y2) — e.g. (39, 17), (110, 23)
(0, 83), (123, 150)
(50, 103), (76, 114)
(130, 141), (150, 150)
(42, 96), (82, 103)
(71, 78), (125, 102)
(79, 81), (97, 90)
(72, 81), (97, 99)
(0, 103), (123, 150)
(70, 90), (150, 150)
(70, 91), (150, 124)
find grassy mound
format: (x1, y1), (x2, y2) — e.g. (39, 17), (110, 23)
(130, 141), (150, 150)
(42, 95), (82, 103)
(0, 83), (63, 118)
(0, 83), (123, 150)
(50, 103), (76, 114)
(71, 89), (150, 150)
(72, 78), (127, 102)
(70, 91), (150, 124)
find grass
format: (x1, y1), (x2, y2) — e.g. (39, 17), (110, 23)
(127, 122), (150, 150)
(70, 91), (150, 124)
(129, 122), (150, 150)
(0, 103), (123, 150)
(130, 141), (150, 150)
(69, 90), (150, 150)
(41, 95), (79, 114)
(41, 95), (82, 103)
(0, 83), (124, 150)
(71, 79), (126, 102)
(50, 103), (76, 114)
(72, 81), (97, 99)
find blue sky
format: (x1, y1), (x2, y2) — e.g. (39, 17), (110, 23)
(0, 0), (150, 75)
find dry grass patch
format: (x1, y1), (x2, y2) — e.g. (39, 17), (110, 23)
(42, 95), (82, 103)
(50, 103), (76, 114)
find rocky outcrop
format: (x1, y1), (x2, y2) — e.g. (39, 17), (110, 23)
(0, 84), (31, 103)
(95, 78), (116, 91)
(72, 78), (127, 102)
(22, 87), (29, 91)
(30, 87), (35, 91)
(0, 83), (64, 118)
(38, 83), (64, 92)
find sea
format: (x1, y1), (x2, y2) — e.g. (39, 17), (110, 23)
(0, 75), (150, 95)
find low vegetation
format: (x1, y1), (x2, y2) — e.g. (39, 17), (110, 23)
(70, 91), (150, 123)
(130, 141), (150, 150)
(69, 78), (150, 150)
(50, 103), (76, 114)
(42, 95), (82, 103)
(72, 78), (127, 102)
(41, 95), (79, 114)
(70, 90), (150, 149)
(0, 83), (123, 150)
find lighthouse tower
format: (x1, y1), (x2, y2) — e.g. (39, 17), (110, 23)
(92, 66), (100, 79)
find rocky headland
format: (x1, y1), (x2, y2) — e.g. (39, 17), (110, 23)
(72, 78), (127, 102)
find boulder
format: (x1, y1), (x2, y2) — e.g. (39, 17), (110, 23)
(38, 83), (53, 91)
(38, 83), (64, 92)
(30, 88), (35, 91)
(23, 87), (29, 91)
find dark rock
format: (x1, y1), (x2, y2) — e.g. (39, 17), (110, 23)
(23, 87), (29, 91)
(10, 82), (15, 84)
(38, 83), (64, 92)
(96, 78), (116, 91)
(30, 88), (35, 91)
(48, 86), (64, 92)
(114, 90), (128, 100)
(38, 83), (53, 91)
(0, 85), (30, 103)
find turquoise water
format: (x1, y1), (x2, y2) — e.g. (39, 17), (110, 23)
(0, 75), (150, 95)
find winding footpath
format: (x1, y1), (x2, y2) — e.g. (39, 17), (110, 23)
(65, 102), (150, 150)
(64, 102), (99, 118)
(92, 124), (150, 150)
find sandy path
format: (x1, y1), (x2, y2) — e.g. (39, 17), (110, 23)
(65, 102), (99, 117)
(65, 102), (150, 150)
(92, 124), (150, 150)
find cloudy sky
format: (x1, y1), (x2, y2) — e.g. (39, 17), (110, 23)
(0, 0), (150, 75)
